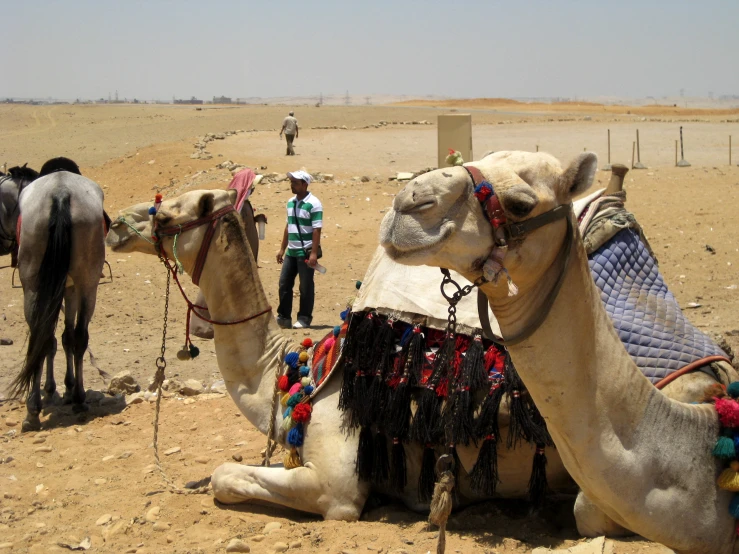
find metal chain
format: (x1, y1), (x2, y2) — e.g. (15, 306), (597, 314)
(151, 257), (209, 495)
(439, 269), (486, 334)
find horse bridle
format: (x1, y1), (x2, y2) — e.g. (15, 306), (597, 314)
(439, 164), (574, 347)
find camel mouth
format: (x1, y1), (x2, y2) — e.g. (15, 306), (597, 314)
(379, 211), (455, 261)
(409, 200), (436, 213)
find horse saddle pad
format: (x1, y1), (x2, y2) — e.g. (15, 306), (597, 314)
(589, 228), (727, 384)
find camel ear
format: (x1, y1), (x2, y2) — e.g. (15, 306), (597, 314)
(198, 192), (215, 218)
(227, 188), (238, 206)
(561, 152), (598, 200)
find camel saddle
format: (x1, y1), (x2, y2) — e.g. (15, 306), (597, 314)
(579, 191), (730, 385)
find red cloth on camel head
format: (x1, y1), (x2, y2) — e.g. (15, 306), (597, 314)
(228, 169), (256, 212)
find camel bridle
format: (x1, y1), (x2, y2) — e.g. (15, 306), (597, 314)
(438, 165), (574, 347)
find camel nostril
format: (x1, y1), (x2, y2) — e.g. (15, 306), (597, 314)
(412, 191), (417, 202)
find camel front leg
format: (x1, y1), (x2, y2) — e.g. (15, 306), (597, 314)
(574, 491), (632, 537)
(211, 461), (368, 521)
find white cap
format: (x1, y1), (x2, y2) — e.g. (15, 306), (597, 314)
(287, 170), (312, 184)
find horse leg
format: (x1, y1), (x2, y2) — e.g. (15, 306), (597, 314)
(43, 336), (58, 399)
(21, 348), (45, 432)
(61, 292), (78, 406)
(71, 294), (92, 412)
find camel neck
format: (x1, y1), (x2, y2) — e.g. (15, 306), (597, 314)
(489, 228), (717, 515)
(196, 215), (295, 434)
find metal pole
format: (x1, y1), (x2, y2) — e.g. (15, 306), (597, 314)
(631, 141), (635, 169)
(602, 129), (612, 171)
(634, 129), (646, 169)
(677, 126), (691, 167)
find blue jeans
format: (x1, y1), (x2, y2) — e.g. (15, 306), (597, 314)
(278, 254), (315, 325)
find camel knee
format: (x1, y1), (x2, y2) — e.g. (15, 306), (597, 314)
(574, 492), (632, 538)
(211, 463), (251, 504)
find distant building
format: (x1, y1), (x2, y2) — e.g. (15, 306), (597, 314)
(213, 96), (232, 104)
(174, 96), (203, 105)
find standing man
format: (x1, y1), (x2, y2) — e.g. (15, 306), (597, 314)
(279, 111), (299, 156)
(276, 170), (322, 329)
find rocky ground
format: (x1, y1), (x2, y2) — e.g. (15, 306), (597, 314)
(1, 102), (738, 553)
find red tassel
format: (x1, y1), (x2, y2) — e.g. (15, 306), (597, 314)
(716, 398), (739, 427)
(291, 403), (312, 423)
(278, 375), (290, 392)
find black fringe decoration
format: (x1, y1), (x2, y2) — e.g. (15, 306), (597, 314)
(530, 404), (554, 447)
(469, 435), (499, 495)
(403, 326), (425, 387)
(368, 320), (395, 424)
(474, 381), (505, 441)
(338, 312), (366, 411)
(390, 437), (407, 491)
(410, 387), (442, 444)
(528, 445), (548, 510)
(462, 335), (487, 392)
(355, 426), (375, 481)
(372, 432), (390, 485)
(418, 445), (437, 503)
(505, 355), (537, 448)
(441, 385), (474, 447)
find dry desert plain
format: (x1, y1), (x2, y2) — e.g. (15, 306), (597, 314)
(1, 100), (739, 553)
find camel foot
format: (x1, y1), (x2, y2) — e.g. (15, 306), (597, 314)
(43, 390), (62, 407)
(574, 491), (632, 537)
(22, 414), (41, 433)
(62, 391), (74, 405)
(72, 402), (89, 414)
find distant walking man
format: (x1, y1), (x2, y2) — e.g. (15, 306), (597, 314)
(276, 170), (323, 329)
(280, 111), (299, 156)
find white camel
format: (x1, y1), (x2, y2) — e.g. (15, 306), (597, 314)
(379, 150), (738, 554)
(106, 180), (733, 538)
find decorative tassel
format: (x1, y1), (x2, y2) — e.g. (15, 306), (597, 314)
(355, 426), (375, 481)
(368, 319), (396, 424)
(410, 387), (442, 444)
(403, 326), (425, 387)
(282, 415), (296, 432)
(718, 461), (739, 492)
(338, 312), (366, 411)
(728, 382), (739, 399)
(507, 389), (535, 448)
(284, 447), (302, 469)
(372, 432), (390, 485)
(474, 381), (505, 442)
(350, 371), (373, 429)
(287, 422), (304, 447)
(418, 445), (437, 503)
(441, 385), (474, 447)
(461, 335), (487, 392)
(469, 435), (499, 496)
(390, 438), (407, 491)
(730, 495), (739, 518)
(716, 398), (739, 427)
(713, 436), (736, 460)
(530, 404), (554, 447)
(528, 445), (548, 510)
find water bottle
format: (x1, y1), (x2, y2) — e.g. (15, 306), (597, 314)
(257, 220), (266, 240)
(314, 263), (327, 274)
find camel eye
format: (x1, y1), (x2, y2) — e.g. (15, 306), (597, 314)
(506, 199), (535, 218)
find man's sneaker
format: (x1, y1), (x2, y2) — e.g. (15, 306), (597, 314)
(293, 321), (310, 329)
(276, 317), (292, 329)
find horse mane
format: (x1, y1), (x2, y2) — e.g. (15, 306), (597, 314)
(8, 164), (40, 182)
(39, 157), (81, 177)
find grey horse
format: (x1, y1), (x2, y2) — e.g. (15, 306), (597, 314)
(9, 158), (106, 431)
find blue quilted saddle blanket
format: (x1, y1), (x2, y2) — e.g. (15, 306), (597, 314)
(588, 228), (727, 384)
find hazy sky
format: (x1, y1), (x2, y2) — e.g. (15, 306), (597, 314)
(3, 0), (737, 101)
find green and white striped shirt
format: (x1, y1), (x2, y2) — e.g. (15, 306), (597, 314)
(286, 192), (323, 257)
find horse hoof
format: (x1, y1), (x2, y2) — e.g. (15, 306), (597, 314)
(72, 402), (89, 414)
(22, 416), (41, 433)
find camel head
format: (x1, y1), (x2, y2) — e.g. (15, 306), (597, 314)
(106, 189), (238, 271)
(381, 151), (597, 298)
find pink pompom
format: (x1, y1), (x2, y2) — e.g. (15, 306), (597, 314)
(324, 337), (335, 351)
(288, 383), (302, 396)
(716, 398), (739, 427)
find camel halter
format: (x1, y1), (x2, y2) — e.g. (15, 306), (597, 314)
(438, 165), (574, 347)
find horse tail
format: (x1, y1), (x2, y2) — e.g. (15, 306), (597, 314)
(10, 194), (72, 398)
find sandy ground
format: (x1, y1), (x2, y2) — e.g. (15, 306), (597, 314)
(1, 103), (738, 554)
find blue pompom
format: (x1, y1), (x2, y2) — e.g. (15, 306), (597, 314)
(333, 325), (341, 337)
(728, 382), (739, 399)
(730, 495), (739, 518)
(285, 352), (300, 369)
(299, 366), (310, 377)
(283, 407), (293, 419)
(340, 309), (349, 321)
(732, 433), (739, 454)
(303, 385), (314, 396)
(287, 423), (304, 447)
(148, 206), (157, 215)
